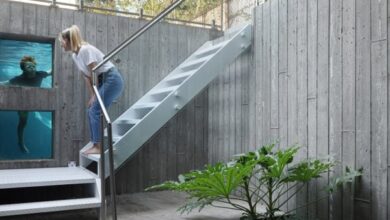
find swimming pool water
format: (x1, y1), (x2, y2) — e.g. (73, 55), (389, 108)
(0, 111), (52, 160)
(0, 39), (53, 160)
(0, 39), (53, 88)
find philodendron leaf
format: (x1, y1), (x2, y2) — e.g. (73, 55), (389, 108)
(267, 146), (299, 179)
(286, 159), (334, 182)
(327, 166), (363, 193)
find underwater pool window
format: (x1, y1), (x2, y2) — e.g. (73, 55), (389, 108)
(0, 33), (54, 89)
(0, 110), (53, 160)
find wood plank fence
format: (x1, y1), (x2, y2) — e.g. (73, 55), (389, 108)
(208, 0), (389, 219)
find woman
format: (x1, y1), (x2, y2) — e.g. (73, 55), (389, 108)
(59, 25), (124, 154)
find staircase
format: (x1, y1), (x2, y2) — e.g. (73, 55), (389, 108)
(80, 23), (252, 177)
(0, 24), (252, 217)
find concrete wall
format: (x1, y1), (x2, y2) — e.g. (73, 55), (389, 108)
(2, 1), (387, 219)
(226, 0), (260, 28)
(208, 0), (389, 219)
(0, 1), (212, 194)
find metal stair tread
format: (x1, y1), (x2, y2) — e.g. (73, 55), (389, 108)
(149, 85), (180, 95)
(132, 101), (160, 109)
(0, 197), (100, 217)
(83, 153), (101, 161)
(195, 41), (226, 57)
(0, 167), (96, 189)
(166, 70), (195, 82)
(180, 55), (212, 70)
(114, 118), (141, 125)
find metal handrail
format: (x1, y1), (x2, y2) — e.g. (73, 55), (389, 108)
(91, 1), (185, 220)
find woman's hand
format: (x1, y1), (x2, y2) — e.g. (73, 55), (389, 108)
(88, 95), (96, 107)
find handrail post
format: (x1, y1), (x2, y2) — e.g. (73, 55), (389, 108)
(99, 113), (106, 220)
(107, 123), (117, 220)
(79, 0), (84, 11)
(220, 0), (224, 30)
(50, 0), (58, 8)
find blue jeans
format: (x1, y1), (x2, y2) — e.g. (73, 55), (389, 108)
(88, 67), (124, 144)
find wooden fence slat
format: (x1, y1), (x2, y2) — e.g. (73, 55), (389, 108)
(9, 2), (23, 34)
(270, 0), (279, 144)
(278, 0), (288, 156)
(317, 0), (330, 219)
(158, 22), (170, 181)
(262, 0), (271, 146)
(307, 0), (318, 218)
(176, 25), (188, 173)
(167, 23), (178, 179)
(287, 0), (298, 212)
(23, 4), (36, 35)
(388, 6), (390, 220)
(0, 1), (9, 32)
(329, 0), (343, 219)
(254, 6), (263, 149)
(223, 63), (230, 160)
(371, 40), (387, 220)
(60, 9), (74, 166)
(355, 0), (372, 219)
(36, 6), (49, 36)
(248, 34), (256, 152)
(341, 0), (356, 219)
(296, 0), (308, 218)
(371, 0), (387, 41)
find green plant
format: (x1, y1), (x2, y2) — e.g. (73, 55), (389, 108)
(85, 0), (223, 20)
(147, 144), (362, 220)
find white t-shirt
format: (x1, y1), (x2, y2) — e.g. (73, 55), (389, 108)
(72, 44), (114, 77)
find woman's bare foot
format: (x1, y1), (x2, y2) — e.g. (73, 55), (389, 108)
(84, 144), (101, 155)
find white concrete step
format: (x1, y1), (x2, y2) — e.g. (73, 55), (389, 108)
(0, 197), (100, 217)
(0, 167), (96, 189)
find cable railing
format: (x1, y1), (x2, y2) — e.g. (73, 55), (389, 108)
(91, 1), (185, 219)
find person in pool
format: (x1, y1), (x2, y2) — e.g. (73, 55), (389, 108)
(3, 56), (51, 87)
(0, 56), (51, 152)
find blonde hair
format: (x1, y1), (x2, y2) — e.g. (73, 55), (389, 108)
(59, 25), (87, 53)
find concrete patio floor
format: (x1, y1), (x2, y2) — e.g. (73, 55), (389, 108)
(117, 191), (243, 220)
(1, 191), (245, 220)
